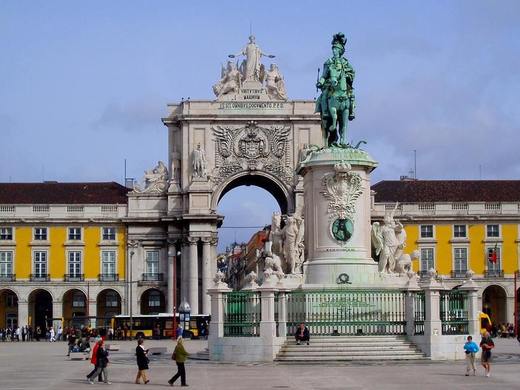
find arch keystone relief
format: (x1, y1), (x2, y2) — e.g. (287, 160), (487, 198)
(212, 121), (292, 186)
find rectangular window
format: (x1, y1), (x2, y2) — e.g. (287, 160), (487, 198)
(34, 251), (47, 276)
(68, 227), (81, 241)
(34, 227), (47, 241)
(72, 292), (85, 307)
(420, 225), (434, 239)
(454, 248), (468, 273)
(101, 251), (116, 275)
(68, 251), (82, 276)
(420, 248), (434, 271)
(0, 227), (13, 240)
(102, 227), (116, 241)
(486, 224), (500, 238)
(0, 251), (13, 276)
(453, 225), (467, 238)
(146, 251), (159, 275)
(487, 246), (501, 271)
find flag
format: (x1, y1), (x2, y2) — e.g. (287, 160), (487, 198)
(488, 244), (498, 264)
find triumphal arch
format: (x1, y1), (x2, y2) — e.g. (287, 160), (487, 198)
(126, 36), (321, 315)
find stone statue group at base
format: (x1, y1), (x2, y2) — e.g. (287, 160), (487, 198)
(371, 204), (420, 275)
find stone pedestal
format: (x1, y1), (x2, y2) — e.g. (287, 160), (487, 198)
(297, 147), (378, 286)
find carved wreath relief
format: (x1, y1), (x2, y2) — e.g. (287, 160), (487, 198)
(212, 121), (293, 185)
(321, 162), (362, 243)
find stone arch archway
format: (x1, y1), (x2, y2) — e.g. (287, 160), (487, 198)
(212, 170), (294, 215)
(28, 289), (53, 333)
(0, 288), (19, 329)
(482, 284), (507, 325)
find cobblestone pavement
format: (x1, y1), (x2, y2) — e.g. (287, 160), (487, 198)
(0, 338), (519, 390)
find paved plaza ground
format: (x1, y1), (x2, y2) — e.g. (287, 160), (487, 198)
(0, 338), (519, 390)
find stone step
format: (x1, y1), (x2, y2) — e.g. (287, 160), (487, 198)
(286, 339), (406, 346)
(281, 345), (418, 353)
(276, 335), (426, 362)
(276, 354), (427, 362)
(279, 349), (421, 357)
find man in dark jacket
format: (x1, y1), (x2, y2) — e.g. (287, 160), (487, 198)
(295, 322), (310, 345)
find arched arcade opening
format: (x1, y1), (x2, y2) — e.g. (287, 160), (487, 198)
(96, 289), (121, 329)
(140, 288), (165, 315)
(28, 289), (53, 332)
(0, 289), (18, 329)
(62, 289), (87, 328)
(482, 285), (507, 325)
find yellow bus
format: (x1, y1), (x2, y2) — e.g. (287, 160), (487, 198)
(112, 313), (210, 340)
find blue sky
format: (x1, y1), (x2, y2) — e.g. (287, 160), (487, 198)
(1, 1), (519, 250)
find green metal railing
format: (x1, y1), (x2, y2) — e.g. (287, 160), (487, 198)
(223, 291), (261, 337)
(414, 292), (425, 335)
(286, 289), (407, 336)
(440, 290), (469, 335)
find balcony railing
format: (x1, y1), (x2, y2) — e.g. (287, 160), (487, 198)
(64, 274), (85, 282)
(451, 270), (468, 278)
(30, 274), (50, 282)
(141, 273), (164, 282)
(418, 270), (430, 278)
(484, 270), (504, 278)
(0, 274), (16, 282)
(98, 273), (119, 282)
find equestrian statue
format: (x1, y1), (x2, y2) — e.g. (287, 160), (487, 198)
(316, 33), (356, 147)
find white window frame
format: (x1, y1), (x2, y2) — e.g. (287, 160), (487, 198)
(67, 250), (82, 276)
(486, 224), (500, 238)
(72, 291), (85, 308)
(148, 290), (161, 307)
(420, 247), (435, 272)
(452, 246), (468, 275)
(485, 245), (502, 272)
(453, 224), (467, 239)
(68, 227), (82, 241)
(33, 227), (48, 241)
(0, 250), (14, 276)
(33, 250), (48, 277)
(145, 250), (160, 275)
(101, 250), (117, 276)
(0, 227), (14, 241)
(420, 224), (435, 239)
(105, 291), (119, 307)
(101, 227), (116, 241)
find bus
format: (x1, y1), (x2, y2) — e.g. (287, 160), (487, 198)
(111, 313), (210, 340)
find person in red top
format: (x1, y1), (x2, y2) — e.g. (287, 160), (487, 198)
(86, 337), (103, 382)
(480, 331), (495, 377)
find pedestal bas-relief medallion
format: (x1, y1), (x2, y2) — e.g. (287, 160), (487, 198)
(321, 162), (362, 243)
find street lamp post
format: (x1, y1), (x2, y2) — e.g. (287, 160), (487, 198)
(128, 240), (138, 339)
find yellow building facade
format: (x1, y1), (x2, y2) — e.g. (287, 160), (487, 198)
(372, 180), (520, 327)
(0, 182), (129, 331)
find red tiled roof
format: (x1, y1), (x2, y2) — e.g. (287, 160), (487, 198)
(372, 180), (520, 203)
(0, 182), (129, 204)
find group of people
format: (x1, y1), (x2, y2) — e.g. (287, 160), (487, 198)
(0, 325), (62, 342)
(463, 332), (495, 377)
(84, 335), (190, 386)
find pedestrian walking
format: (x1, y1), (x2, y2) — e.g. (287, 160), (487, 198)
(463, 335), (479, 376)
(86, 337), (104, 383)
(135, 338), (150, 384)
(480, 331), (495, 377)
(86, 339), (111, 384)
(168, 336), (189, 387)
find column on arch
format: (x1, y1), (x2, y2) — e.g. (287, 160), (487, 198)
(167, 242), (176, 314)
(188, 236), (199, 314)
(201, 237), (212, 314)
